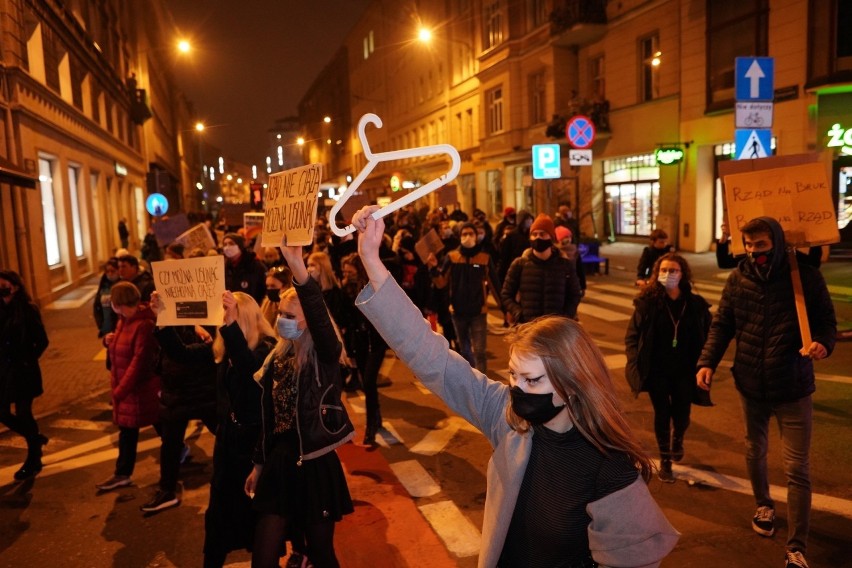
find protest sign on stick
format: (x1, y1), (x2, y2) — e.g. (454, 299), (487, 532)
(151, 256), (225, 326)
(721, 156), (839, 255)
(721, 155), (839, 354)
(173, 223), (216, 255)
(262, 163), (322, 247)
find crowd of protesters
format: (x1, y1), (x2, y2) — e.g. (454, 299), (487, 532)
(2, 198), (836, 568)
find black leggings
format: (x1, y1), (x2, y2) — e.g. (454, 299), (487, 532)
(252, 513), (338, 568)
(0, 397), (40, 440)
(647, 373), (693, 453)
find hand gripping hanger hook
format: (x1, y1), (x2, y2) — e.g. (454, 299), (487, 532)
(329, 113), (462, 237)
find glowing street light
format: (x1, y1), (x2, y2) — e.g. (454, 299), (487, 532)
(418, 27), (432, 43)
(177, 40), (191, 54)
(297, 137), (305, 145)
(323, 116), (332, 123)
(195, 122), (205, 132)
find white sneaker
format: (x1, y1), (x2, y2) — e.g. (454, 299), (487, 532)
(785, 550), (809, 568)
(96, 475), (132, 491)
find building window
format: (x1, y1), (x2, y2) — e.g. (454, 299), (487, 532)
(39, 158), (62, 266)
(487, 169), (503, 215)
(639, 34), (660, 102)
(808, 1), (852, 83)
(529, 72), (546, 125)
(484, 1), (504, 49)
(42, 23), (64, 92)
(487, 87), (504, 134)
(528, 0), (548, 29)
(68, 165), (85, 258)
(466, 108), (475, 147)
(590, 55), (605, 99)
(707, 0), (768, 107)
(603, 155), (660, 237)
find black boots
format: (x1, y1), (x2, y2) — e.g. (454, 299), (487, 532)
(671, 433), (685, 463)
(14, 434), (48, 481)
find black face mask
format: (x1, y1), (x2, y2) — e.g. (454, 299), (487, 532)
(510, 386), (566, 424)
(747, 249), (774, 280)
(265, 289), (281, 303)
(0, 288), (11, 298)
(530, 238), (552, 253)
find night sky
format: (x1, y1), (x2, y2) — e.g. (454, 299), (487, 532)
(167, 0), (372, 168)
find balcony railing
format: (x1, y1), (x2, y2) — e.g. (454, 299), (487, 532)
(550, 0), (607, 45)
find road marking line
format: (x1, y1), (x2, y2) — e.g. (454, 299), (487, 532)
(413, 380), (433, 396)
(390, 459), (441, 497)
(410, 417), (473, 456)
(93, 348), (107, 361)
(669, 461), (852, 519)
(418, 500), (481, 557)
(376, 422), (405, 447)
(583, 289), (635, 308)
(346, 395), (366, 415)
(49, 419), (109, 431)
(578, 303), (630, 321)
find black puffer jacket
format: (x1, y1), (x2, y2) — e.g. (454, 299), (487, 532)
(501, 247), (582, 322)
(697, 217), (836, 402)
(225, 251), (267, 305)
(154, 326), (218, 412)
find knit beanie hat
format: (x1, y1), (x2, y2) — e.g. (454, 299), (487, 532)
(555, 226), (572, 242)
(224, 232), (246, 250)
(529, 214), (557, 241)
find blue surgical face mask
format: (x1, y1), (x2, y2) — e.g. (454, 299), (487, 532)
(276, 316), (304, 340)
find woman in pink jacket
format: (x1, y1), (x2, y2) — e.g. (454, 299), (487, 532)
(97, 281), (161, 491)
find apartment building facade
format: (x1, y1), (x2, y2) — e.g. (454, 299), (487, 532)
(0, 0), (197, 304)
(302, 0), (851, 252)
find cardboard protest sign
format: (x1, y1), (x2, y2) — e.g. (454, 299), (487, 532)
(721, 157), (839, 255)
(151, 256), (225, 326)
(338, 193), (371, 228)
(262, 163), (322, 247)
(414, 228), (445, 264)
(173, 223), (216, 255)
(438, 184), (458, 208)
(152, 214), (190, 247)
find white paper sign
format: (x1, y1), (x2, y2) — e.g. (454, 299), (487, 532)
(151, 256), (225, 326)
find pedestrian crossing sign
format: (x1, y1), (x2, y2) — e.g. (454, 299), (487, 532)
(735, 129), (772, 160)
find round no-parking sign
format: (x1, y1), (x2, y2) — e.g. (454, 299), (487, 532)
(566, 115), (596, 149)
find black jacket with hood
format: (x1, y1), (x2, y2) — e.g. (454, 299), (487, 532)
(697, 217), (836, 402)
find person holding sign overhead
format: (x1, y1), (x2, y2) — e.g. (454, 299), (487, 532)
(350, 205), (679, 568)
(696, 217), (836, 568)
(243, 243), (354, 568)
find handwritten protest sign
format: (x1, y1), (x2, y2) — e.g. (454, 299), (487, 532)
(173, 223), (216, 255)
(722, 159), (839, 255)
(152, 256), (225, 326)
(414, 228), (445, 264)
(262, 163), (322, 246)
(152, 214), (190, 247)
(244, 212), (264, 243)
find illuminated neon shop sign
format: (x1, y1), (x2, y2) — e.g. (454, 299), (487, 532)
(826, 123), (852, 154)
(654, 147), (685, 165)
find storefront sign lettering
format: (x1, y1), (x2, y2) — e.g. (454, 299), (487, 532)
(654, 147), (684, 165)
(826, 123), (852, 154)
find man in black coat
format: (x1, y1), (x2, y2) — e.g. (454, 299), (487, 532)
(696, 217), (836, 568)
(500, 214), (582, 323)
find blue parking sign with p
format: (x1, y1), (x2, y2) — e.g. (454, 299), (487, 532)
(532, 144), (561, 179)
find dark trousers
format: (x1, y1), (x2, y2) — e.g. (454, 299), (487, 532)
(115, 424), (162, 477)
(159, 403), (218, 492)
(0, 397), (41, 460)
(354, 333), (387, 431)
(647, 373), (693, 455)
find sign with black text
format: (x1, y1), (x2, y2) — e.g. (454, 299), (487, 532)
(151, 256), (225, 326)
(262, 163), (322, 246)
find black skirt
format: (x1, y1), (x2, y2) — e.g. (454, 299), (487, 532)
(252, 429), (353, 525)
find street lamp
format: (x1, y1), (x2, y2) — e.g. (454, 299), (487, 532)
(177, 39), (191, 54)
(195, 122), (207, 210)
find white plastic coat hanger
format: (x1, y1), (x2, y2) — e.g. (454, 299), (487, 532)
(329, 113), (461, 237)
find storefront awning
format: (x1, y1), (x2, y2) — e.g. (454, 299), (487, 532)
(0, 156), (37, 189)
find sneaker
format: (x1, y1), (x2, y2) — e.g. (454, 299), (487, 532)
(96, 475), (132, 491)
(140, 490), (180, 513)
(785, 550), (809, 568)
(752, 505), (776, 537)
(658, 460), (675, 483)
(179, 444), (191, 464)
(13, 460), (43, 481)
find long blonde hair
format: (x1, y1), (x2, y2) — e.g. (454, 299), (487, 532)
(507, 316), (652, 479)
(307, 251), (340, 292)
(213, 292), (276, 363)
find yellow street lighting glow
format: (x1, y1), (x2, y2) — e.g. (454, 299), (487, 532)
(652, 51), (662, 66)
(226, 174), (233, 181)
(195, 122), (205, 131)
(297, 137), (305, 145)
(323, 116), (331, 123)
(418, 27), (432, 43)
(236, 178), (242, 184)
(178, 40), (191, 53)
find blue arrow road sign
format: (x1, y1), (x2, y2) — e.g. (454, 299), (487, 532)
(735, 57), (774, 101)
(735, 129), (772, 160)
(532, 144), (561, 179)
